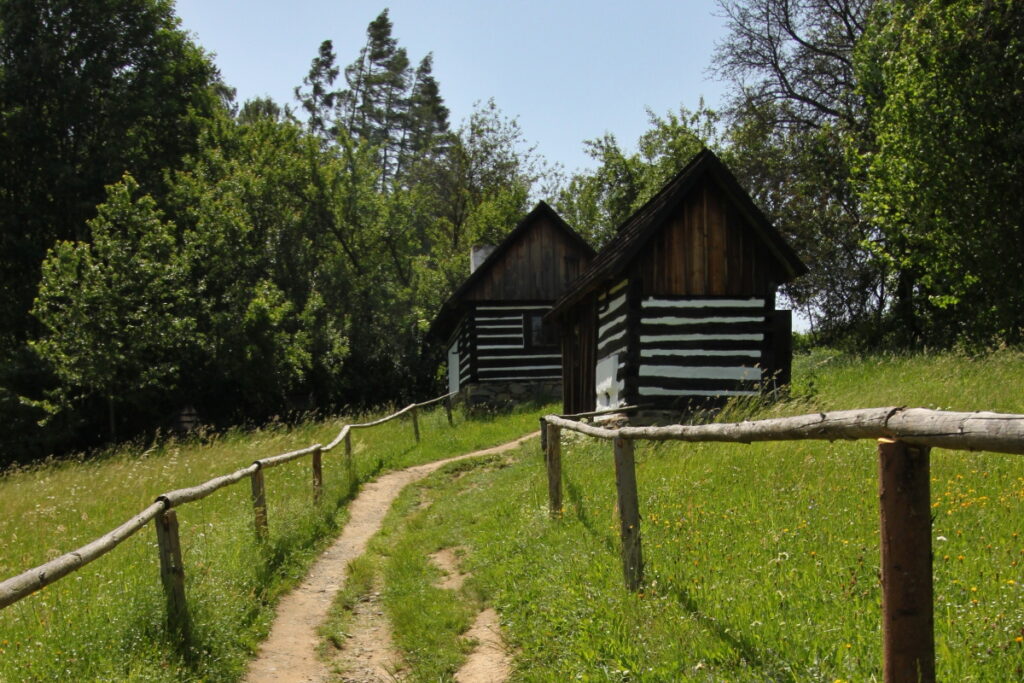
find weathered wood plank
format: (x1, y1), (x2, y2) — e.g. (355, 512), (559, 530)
(0, 501), (165, 609)
(545, 407), (1024, 455)
(312, 446), (323, 503)
(545, 423), (562, 517)
(250, 466), (268, 540)
(878, 439), (935, 683)
(613, 437), (644, 591)
(154, 507), (190, 638)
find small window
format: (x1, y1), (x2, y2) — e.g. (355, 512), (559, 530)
(525, 313), (557, 349)
(564, 256), (580, 285)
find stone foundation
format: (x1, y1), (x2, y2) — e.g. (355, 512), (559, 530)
(461, 380), (561, 410)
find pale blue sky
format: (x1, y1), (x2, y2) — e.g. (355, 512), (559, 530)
(173, 0), (730, 175)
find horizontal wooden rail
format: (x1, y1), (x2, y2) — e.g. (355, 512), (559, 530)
(0, 501), (166, 609)
(256, 444), (322, 470)
(544, 405), (1024, 683)
(158, 464), (260, 508)
(0, 392), (455, 614)
(559, 405), (640, 420)
(545, 406), (1024, 455)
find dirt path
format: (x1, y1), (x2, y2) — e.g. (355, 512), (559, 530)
(428, 548), (514, 683)
(244, 432), (537, 683)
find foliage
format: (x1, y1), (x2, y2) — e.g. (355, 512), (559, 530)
(30, 175), (196, 436)
(0, 0), (222, 340)
(854, 0), (1024, 345)
(712, 0), (885, 341)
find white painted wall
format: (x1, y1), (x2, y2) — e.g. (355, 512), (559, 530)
(447, 343), (460, 394)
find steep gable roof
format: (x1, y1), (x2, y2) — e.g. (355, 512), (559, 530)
(549, 148), (807, 318)
(426, 201), (595, 343)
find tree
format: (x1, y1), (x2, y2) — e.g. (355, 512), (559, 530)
(337, 9), (413, 187)
(713, 0), (869, 129)
(30, 175), (196, 438)
(854, 0), (1024, 344)
(712, 0), (886, 341)
(0, 0), (222, 343)
(294, 40), (340, 138)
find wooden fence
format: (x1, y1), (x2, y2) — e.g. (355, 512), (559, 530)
(542, 406), (1024, 683)
(0, 392), (456, 638)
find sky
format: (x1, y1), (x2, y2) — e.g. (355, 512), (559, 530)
(173, 0), (732, 176)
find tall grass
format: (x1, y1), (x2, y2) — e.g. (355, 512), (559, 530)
(350, 349), (1024, 680)
(0, 403), (543, 680)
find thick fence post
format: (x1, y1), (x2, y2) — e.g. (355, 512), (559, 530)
(312, 446), (323, 503)
(878, 438), (935, 683)
(250, 465), (268, 540)
(154, 507), (190, 639)
(545, 422), (562, 517)
(613, 436), (644, 591)
(539, 417), (548, 454)
(445, 395), (453, 426)
(412, 405), (420, 442)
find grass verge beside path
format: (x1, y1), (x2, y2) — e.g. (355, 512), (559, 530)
(0, 402), (544, 681)
(340, 350), (1024, 681)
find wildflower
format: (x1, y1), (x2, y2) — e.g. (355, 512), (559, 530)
(1007, 580), (1017, 586)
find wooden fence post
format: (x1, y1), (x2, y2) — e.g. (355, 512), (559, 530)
(545, 422), (562, 517)
(878, 438), (935, 683)
(154, 507), (190, 639)
(445, 395), (453, 426)
(312, 446), (323, 503)
(344, 430), (353, 476)
(539, 417), (547, 454)
(412, 405), (420, 442)
(250, 465), (268, 540)
(613, 436), (644, 591)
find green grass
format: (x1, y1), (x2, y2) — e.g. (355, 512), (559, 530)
(346, 349), (1024, 681)
(0, 402), (543, 681)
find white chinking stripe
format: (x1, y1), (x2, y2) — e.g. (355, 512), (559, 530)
(478, 353), (560, 361)
(641, 333), (763, 343)
(643, 316), (763, 326)
(476, 316), (522, 323)
(639, 387), (759, 397)
(641, 297), (763, 308)
(641, 348), (760, 358)
(476, 304), (551, 311)
(600, 292), (626, 313)
(598, 312), (627, 339)
(599, 328), (627, 348)
(639, 365), (762, 380)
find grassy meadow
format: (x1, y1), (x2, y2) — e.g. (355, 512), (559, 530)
(333, 349), (1024, 681)
(0, 403), (544, 681)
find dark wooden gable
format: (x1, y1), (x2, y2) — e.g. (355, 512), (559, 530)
(635, 176), (783, 299)
(461, 203), (593, 302)
(428, 201), (595, 346)
(549, 148), (807, 318)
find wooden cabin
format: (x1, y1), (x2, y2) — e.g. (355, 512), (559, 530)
(427, 201), (595, 406)
(547, 149), (807, 415)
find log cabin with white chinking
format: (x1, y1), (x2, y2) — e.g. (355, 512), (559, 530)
(547, 148), (807, 419)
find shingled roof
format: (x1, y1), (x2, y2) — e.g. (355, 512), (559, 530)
(426, 200), (595, 344)
(548, 148), (807, 318)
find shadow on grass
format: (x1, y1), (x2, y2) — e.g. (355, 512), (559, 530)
(662, 580), (795, 676)
(565, 474), (617, 555)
